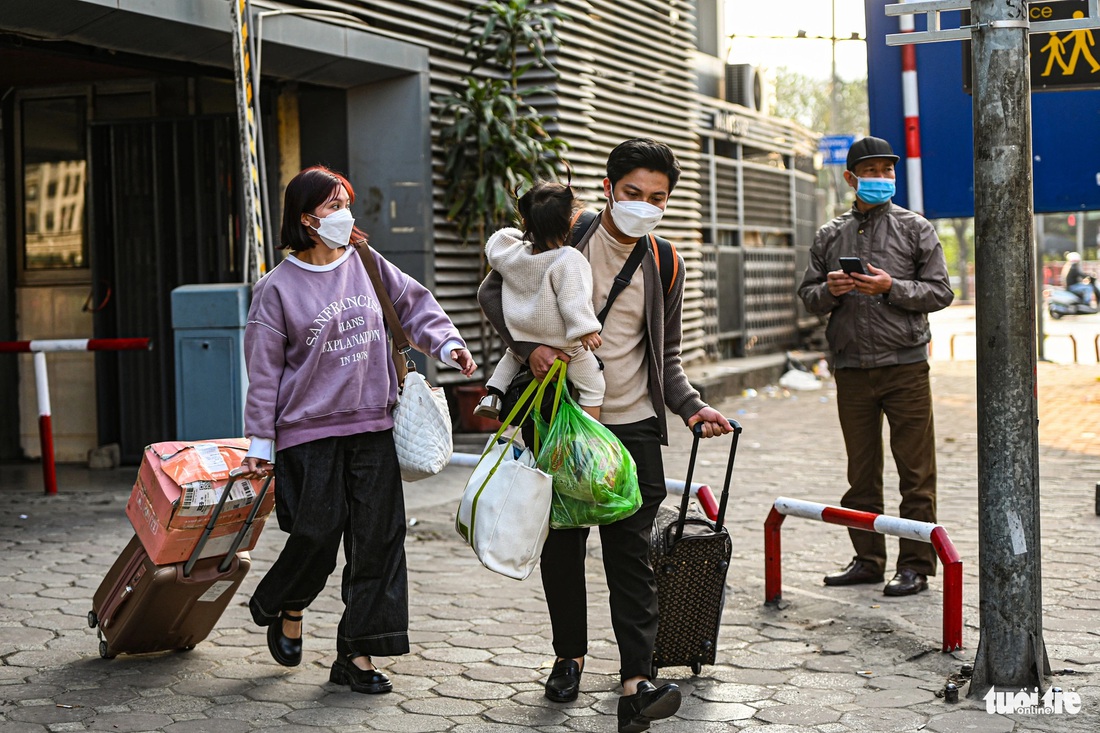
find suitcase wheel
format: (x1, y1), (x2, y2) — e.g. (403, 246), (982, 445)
(691, 661), (702, 675)
(178, 645), (196, 653)
(650, 663), (658, 680)
(87, 611), (98, 629)
(99, 640), (116, 660)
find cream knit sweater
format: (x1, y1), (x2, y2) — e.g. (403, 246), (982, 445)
(485, 227), (602, 345)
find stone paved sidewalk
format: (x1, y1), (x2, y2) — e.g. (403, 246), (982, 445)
(1, 359), (1098, 733)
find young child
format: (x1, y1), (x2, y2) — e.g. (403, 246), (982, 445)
(475, 181), (604, 420)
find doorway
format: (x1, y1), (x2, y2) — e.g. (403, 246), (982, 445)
(90, 116), (241, 463)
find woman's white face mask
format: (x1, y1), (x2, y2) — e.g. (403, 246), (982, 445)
(608, 183), (664, 238)
(309, 208), (355, 249)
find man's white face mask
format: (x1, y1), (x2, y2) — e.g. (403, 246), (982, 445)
(309, 208), (355, 249)
(608, 183), (664, 238)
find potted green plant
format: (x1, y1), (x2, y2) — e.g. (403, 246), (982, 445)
(438, 0), (570, 430)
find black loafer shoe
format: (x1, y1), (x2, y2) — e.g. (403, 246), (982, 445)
(329, 654), (393, 694)
(544, 658), (582, 702)
(883, 568), (928, 596)
(823, 558), (885, 586)
(266, 611), (302, 667)
(617, 681), (681, 733)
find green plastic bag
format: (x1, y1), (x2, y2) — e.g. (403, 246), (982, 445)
(532, 363), (641, 529)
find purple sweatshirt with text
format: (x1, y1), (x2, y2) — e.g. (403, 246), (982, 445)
(244, 247), (465, 452)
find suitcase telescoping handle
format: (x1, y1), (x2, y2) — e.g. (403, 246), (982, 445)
(675, 419), (742, 543)
(182, 471), (272, 577)
(217, 474), (273, 573)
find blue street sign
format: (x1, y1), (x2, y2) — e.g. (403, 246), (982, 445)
(820, 135), (856, 166)
(864, 0), (1100, 217)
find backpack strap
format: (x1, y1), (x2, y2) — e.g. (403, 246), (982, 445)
(571, 210), (599, 246)
(595, 240), (648, 325)
(648, 234), (678, 296)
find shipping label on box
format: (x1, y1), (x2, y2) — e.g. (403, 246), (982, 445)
(177, 478), (258, 517)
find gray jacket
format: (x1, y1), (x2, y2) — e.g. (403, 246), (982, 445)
(477, 213), (705, 445)
(798, 202), (954, 369)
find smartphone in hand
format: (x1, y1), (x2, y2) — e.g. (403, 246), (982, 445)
(839, 257), (868, 276)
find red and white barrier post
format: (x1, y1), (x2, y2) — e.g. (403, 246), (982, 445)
(764, 496), (963, 652)
(0, 338), (151, 495)
(899, 0), (924, 214)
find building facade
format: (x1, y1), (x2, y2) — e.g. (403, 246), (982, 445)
(0, 0), (818, 464)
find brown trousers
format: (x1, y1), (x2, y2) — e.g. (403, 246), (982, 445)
(834, 360), (938, 576)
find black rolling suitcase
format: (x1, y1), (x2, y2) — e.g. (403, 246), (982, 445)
(650, 419), (741, 676)
(89, 474), (272, 659)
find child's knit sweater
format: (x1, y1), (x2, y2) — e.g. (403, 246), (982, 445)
(485, 227), (602, 346)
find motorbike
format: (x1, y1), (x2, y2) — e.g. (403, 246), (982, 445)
(1047, 278), (1100, 319)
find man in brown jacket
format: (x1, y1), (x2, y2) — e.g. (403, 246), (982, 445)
(798, 136), (954, 597)
(479, 138), (730, 733)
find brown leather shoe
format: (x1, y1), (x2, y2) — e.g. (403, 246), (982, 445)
(883, 568), (928, 596)
(823, 558), (885, 586)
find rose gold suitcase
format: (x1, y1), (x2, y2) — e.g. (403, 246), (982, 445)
(89, 475), (271, 659)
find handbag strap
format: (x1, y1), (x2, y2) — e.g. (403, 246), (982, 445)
(531, 362), (567, 458)
(354, 244), (415, 383)
(475, 360), (565, 482)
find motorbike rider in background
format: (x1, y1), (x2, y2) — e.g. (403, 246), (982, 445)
(1061, 252), (1099, 307)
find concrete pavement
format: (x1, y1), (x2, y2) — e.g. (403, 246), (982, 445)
(2, 317), (1099, 732)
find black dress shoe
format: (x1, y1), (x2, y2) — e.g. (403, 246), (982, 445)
(823, 558), (885, 586)
(617, 681), (681, 733)
(329, 653), (393, 694)
(266, 611), (302, 667)
(544, 658), (582, 702)
(883, 568), (928, 596)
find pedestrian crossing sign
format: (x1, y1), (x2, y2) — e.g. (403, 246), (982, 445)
(963, 0), (1100, 92)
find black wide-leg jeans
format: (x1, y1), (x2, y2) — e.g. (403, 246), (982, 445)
(249, 430), (411, 658)
(536, 417), (666, 684)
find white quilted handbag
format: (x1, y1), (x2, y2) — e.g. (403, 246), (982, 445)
(353, 243), (455, 482)
(392, 368), (453, 482)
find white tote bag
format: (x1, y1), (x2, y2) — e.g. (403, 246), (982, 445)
(392, 369), (453, 482)
(455, 434), (552, 580)
(455, 365), (562, 580)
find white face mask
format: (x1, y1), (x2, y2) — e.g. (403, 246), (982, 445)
(309, 208), (355, 249)
(608, 183), (665, 238)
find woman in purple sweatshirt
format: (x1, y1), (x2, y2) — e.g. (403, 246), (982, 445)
(238, 166), (476, 694)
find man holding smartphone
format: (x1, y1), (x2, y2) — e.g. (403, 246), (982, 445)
(797, 137), (954, 596)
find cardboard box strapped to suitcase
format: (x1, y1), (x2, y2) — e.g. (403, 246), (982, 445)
(90, 471), (272, 659)
(125, 440), (276, 565)
(650, 419), (741, 676)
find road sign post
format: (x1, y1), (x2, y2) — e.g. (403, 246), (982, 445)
(968, 0), (1050, 696)
(877, 0), (1096, 696)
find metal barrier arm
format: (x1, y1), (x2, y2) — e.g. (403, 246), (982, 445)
(0, 338), (151, 353)
(764, 496), (963, 652)
(0, 338), (152, 495)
